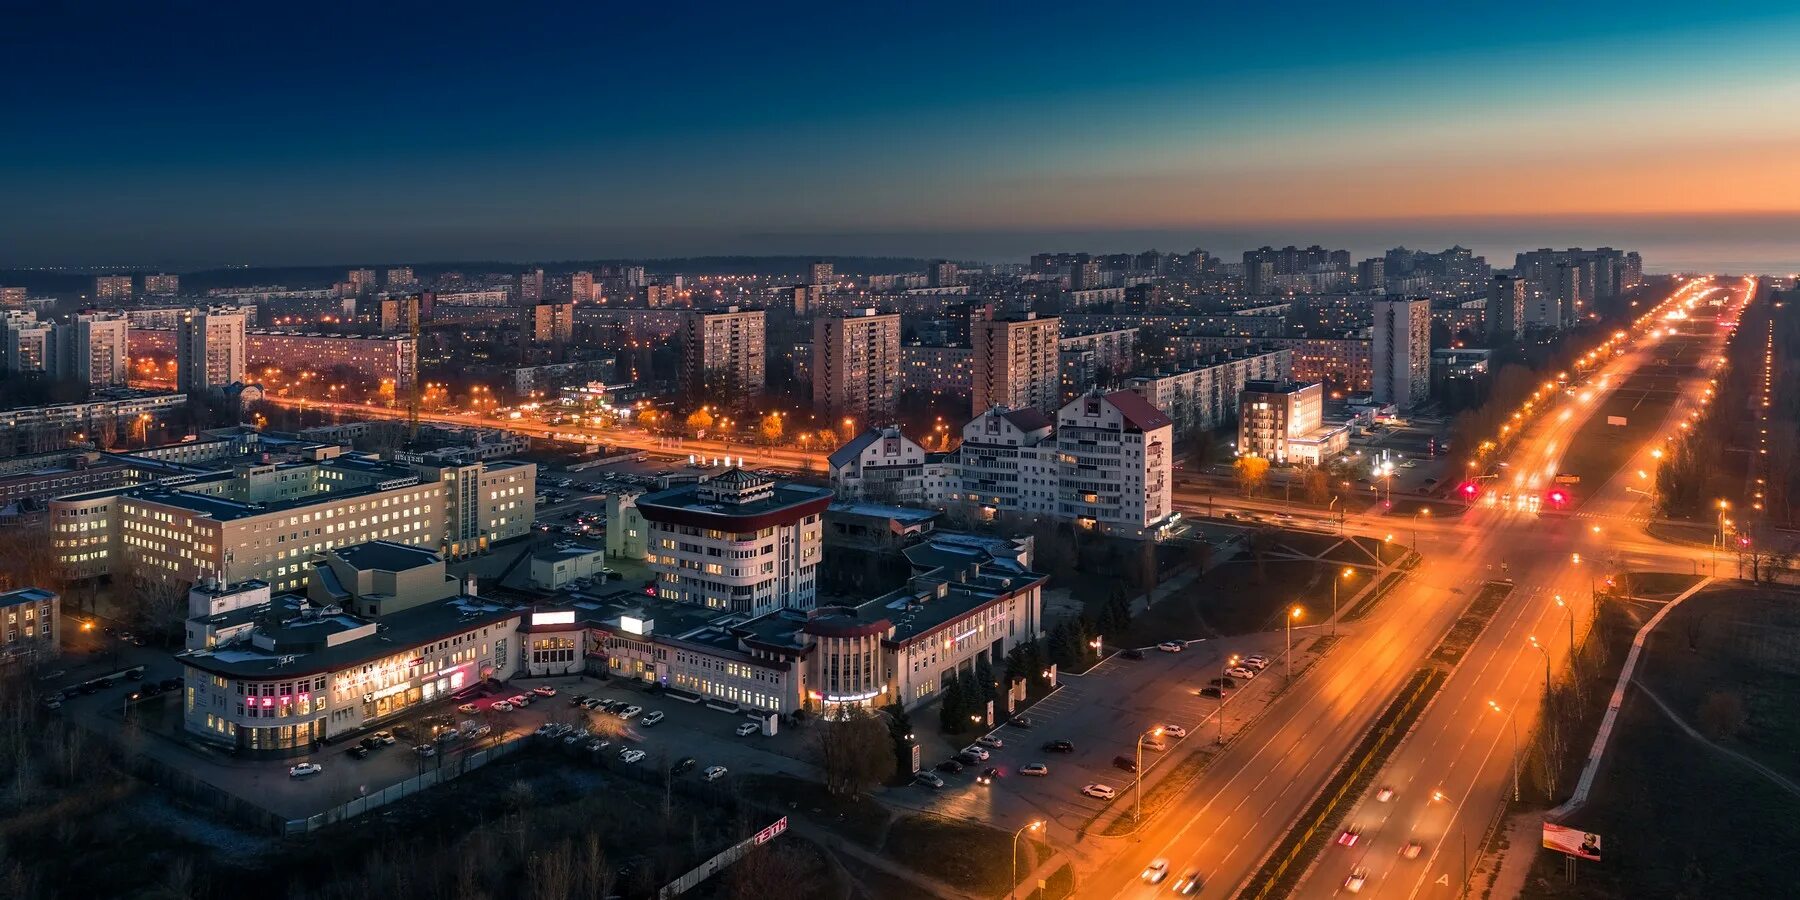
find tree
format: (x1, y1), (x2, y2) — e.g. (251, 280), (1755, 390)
(1299, 463), (1330, 505)
(813, 705), (894, 797)
(758, 411), (784, 446)
(684, 407), (716, 437)
(881, 702), (915, 780)
(728, 843), (818, 900)
(938, 677), (965, 733)
(1697, 691), (1748, 741)
(957, 669), (983, 728)
(1234, 456), (1270, 497)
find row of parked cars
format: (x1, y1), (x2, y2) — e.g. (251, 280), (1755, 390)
(533, 721), (728, 782)
(1197, 654), (1271, 698)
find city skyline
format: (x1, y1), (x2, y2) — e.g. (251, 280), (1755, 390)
(9, 4), (1800, 270)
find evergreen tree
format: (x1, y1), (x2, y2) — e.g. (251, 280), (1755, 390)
(938, 677), (964, 733)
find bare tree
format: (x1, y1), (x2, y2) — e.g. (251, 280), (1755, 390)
(812, 705), (893, 797)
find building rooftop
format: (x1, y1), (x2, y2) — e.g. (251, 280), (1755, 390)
(333, 540), (441, 573)
(1101, 390), (1173, 432)
(636, 469), (833, 526)
(0, 587), (56, 609)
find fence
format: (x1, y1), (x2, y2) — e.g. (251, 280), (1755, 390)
(282, 734), (529, 835)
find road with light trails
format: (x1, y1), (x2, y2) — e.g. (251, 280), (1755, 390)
(1071, 277), (1737, 900)
(1286, 276), (1749, 900)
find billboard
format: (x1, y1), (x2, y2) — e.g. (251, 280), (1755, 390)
(1543, 822), (1601, 861)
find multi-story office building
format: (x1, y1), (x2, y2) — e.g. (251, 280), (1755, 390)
(636, 469), (830, 616)
(1058, 327), (1138, 399)
(49, 451), (534, 589)
(94, 275), (133, 301)
(1, 587), (59, 664)
(900, 345), (973, 396)
(1372, 297), (1430, 410)
(1237, 380), (1351, 465)
(681, 306), (766, 402)
(827, 426), (930, 503)
(1487, 274), (1527, 340)
(1122, 346), (1292, 434)
(55, 311), (130, 387)
(176, 311), (246, 392)
(812, 309), (902, 420)
(1054, 390), (1173, 536)
(970, 308), (1060, 417)
(142, 273), (180, 297)
(400, 451), (536, 559)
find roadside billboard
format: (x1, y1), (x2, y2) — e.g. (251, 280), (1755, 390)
(1543, 822), (1602, 861)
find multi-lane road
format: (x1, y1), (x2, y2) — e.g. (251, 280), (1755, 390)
(1078, 276), (1745, 900)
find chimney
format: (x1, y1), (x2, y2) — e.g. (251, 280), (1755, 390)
(463, 574), (478, 597)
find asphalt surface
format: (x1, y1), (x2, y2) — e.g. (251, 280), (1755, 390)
(1076, 276), (1744, 900)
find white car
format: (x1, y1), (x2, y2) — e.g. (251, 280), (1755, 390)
(1376, 785), (1395, 802)
(962, 745), (990, 762)
(1226, 666), (1257, 680)
(1345, 867), (1369, 893)
(1020, 763), (1049, 777)
(1163, 724), (1188, 739)
(702, 765), (729, 782)
(976, 735), (1004, 749)
(619, 749), (646, 764)
(413, 744), (437, 758)
(1157, 641), (1184, 653)
(1242, 656), (1270, 670)
(371, 730), (396, 745)
(1141, 859), (1170, 884)
(491, 701), (513, 712)
(641, 710), (665, 726)
(531, 686), (557, 697)
(457, 703), (479, 714)
(288, 762), (323, 778)
(735, 721), (760, 736)
(618, 705), (642, 720)
(1082, 783), (1116, 801)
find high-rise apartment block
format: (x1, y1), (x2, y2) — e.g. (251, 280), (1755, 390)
(0, 287), (27, 308)
(812, 309), (902, 420)
(346, 268), (377, 295)
(970, 308), (1060, 417)
(1486, 274), (1526, 340)
(57, 311), (130, 386)
(808, 261), (835, 285)
(2, 311), (51, 374)
(142, 273), (180, 297)
(176, 311), (246, 392)
(94, 275), (132, 301)
(1372, 297), (1430, 410)
(570, 270), (597, 304)
(930, 260), (959, 288)
(384, 267), (416, 289)
(518, 269), (544, 304)
(682, 306), (766, 402)
(1054, 390), (1173, 535)
(524, 302), (574, 345)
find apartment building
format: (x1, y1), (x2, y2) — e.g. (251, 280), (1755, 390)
(970, 309), (1060, 416)
(636, 469), (830, 616)
(1058, 327), (1137, 399)
(681, 307), (766, 402)
(176, 311), (247, 392)
(1122, 346), (1292, 434)
(54, 312), (131, 386)
(1372, 297), (1431, 410)
(950, 407), (1060, 517)
(94, 275), (133, 301)
(1054, 390), (1173, 536)
(1237, 380), (1351, 465)
(827, 426), (930, 503)
(142, 274), (180, 297)
(812, 309), (902, 420)
(248, 331), (418, 391)
(1, 587), (59, 665)
(900, 344), (973, 396)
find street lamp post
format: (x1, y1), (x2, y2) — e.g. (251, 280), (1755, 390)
(1216, 654), (1240, 744)
(1135, 726), (1164, 822)
(1414, 508), (1430, 553)
(1332, 567), (1354, 636)
(1286, 606), (1303, 683)
(1488, 700), (1519, 802)
(1529, 636), (1557, 777)
(1010, 819), (1045, 900)
(1554, 594), (1579, 684)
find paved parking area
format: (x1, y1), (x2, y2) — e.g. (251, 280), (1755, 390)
(885, 631), (1332, 832)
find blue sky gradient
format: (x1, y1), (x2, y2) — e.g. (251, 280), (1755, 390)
(8, 2), (1800, 268)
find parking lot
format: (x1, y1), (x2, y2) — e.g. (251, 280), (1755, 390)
(887, 631), (1330, 832)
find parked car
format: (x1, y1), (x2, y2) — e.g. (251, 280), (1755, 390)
(619, 749), (647, 764)
(492, 701), (513, 712)
(936, 759), (964, 774)
(457, 703), (479, 714)
(703, 765), (729, 782)
(735, 721), (760, 736)
(975, 735), (1004, 749)
(1121, 648), (1146, 660)
(1043, 739), (1075, 753)
(1210, 676), (1238, 689)
(413, 744), (437, 758)
(641, 710), (665, 726)
(1199, 686), (1224, 698)
(1225, 666), (1257, 680)
(1158, 641), (1185, 653)
(671, 756), (698, 775)
(288, 762), (324, 778)
(1242, 655), (1271, 670)
(508, 694), (532, 707)
(1020, 763), (1049, 777)
(532, 686), (557, 697)
(581, 698), (603, 710)
(371, 730), (396, 745)
(618, 705), (642, 720)
(914, 772), (945, 789)
(962, 745), (990, 762)
(1112, 755), (1138, 773)
(1163, 724), (1188, 739)
(348, 745), (370, 759)
(1010, 715), (1034, 729)
(1082, 783), (1116, 801)
(586, 739), (612, 754)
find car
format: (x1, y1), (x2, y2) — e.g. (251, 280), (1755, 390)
(372, 730), (396, 745)
(288, 762), (324, 778)
(41, 698), (62, 711)
(1141, 859), (1170, 884)
(436, 728), (462, 744)
(936, 759), (965, 774)
(1163, 724), (1188, 739)
(1242, 655), (1270, 670)
(641, 710), (665, 726)
(962, 745), (990, 762)
(1121, 648), (1146, 660)
(1376, 786), (1395, 802)
(976, 735), (1004, 749)
(956, 751), (982, 766)
(348, 744), (370, 759)
(492, 700), (513, 712)
(914, 772), (945, 789)
(582, 698), (603, 710)
(1225, 666), (1257, 680)
(563, 731), (590, 746)
(1020, 763), (1049, 777)
(1338, 825), (1362, 847)
(1344, 867), (1369, 893)
(671, 756), (698, 775)
(1198, 686), (1225, 698)
(466, 724), (492, 738)
(1172, 871), (1203, 895)
(1042, 739), (1075, 753)
(1112, 755), (1138, 773)
(703, 765), (729, 782)
(1082, 784), (1116, 801)
(1158, 641), (1185, 653)
(414, 744), (437, 757)
(157, 677), (181, 691)
(975, 768), (997, 785)
(532, 686), (557, 697)
(508, 694), (532, 707)
(735, 721), (760, 736)
(1209, 676), (1238, 689)
(457, 703), (479, 714)
(1010, 715), (1034, 729)
(618, 705), (642, 720)
(619, 748), (647, 764)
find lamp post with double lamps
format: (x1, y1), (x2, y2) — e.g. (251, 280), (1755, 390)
(1216, 654), (1241, 744)
(1332, 567), (1355, 636)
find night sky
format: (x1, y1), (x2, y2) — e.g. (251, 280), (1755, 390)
(8, 2), (1800, 269)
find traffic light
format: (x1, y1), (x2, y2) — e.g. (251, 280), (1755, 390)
(1548, 489), (1568, 506)
(1460, 482), (1478, 498)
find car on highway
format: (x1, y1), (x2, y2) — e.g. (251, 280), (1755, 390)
(288, 762), (323, 778)
(975, 735), (1004, 749)
(1141, 859), (1169, 884)
(1157, 641), (1184, 653)
(914, 772), (945, 789)
(619, 749), (646, 764)
(1172, 871), (1203, 895)
(1020, 763), (1049, 777)
(1345, 867), (1368, 892)
(1081, 784), (1116, 801)
(1401, 841), (1424, 860)
(736, 721), (761, 736)
(1042, 739), (1075, 753)
(1376, 785), (1394, 802)
(1338, 824), (1362, 847)
(703, 765), (729, 782)
(1162, 724), (1188, 739)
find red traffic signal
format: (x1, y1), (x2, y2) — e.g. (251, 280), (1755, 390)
(1547, 489), (1568, 505)
(1460, 482), (1478, 497)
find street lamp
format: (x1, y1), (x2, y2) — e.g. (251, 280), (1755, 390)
(1089, 636), (1103, 662)
(1010, 819), (1045, 900)
(1216, 654), (1240, 745)
(1286, 606), (1303, 683)
(1414, 508), (1430, 553)
(1135, 726), (1165, 822)
(1488, 700), (1520, 802)
(1553, 594), (1579, 684)
(1332, 567), (1354, 636)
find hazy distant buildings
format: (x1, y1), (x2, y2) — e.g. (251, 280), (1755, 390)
(808, 261), (835, 285)
(142, 273), (180, 297)
(970, 308), (1060, 416)
(176, 311), (246, 393)
(812, 309), (902, 421)
(930, 260), (959, 288)
(93, 275), (132, 301)
(1372, 297), (1430, 410)
(346, 268), (377, 295)
(384, 267), (416, 289)
(570, 270), (597, 304)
